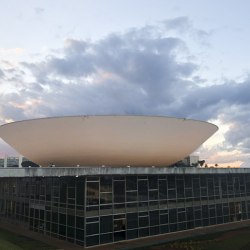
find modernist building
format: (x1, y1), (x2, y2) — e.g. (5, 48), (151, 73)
(0, 116), (248, 248)
(0, 167), (249, 248)
(0, 156), (28, 168)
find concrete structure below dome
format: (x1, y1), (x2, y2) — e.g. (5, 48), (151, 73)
(0, 166), (249, 248)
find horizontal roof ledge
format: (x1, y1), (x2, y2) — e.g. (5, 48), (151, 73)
(0, 167), (248, 177)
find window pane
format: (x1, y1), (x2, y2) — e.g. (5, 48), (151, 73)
(149, 176), (158, 190)
(150, 210), (159, 226)
(86, 235), (99, 247)
(126, 191), (137, 202)
(114, 181), (125, 203)
(126, 176), (137, 191)
(86, 222), (99, 236)
(138, 180), (148, 201)
(100, 176), (112, 192)
(100, 216), (113, 233)
(100, 192), (112, 204)
(127, 229), (138, 239)
(87, 182), (99, 206)
(76, 216), (84, 229)
(127, 213), (138, 229)
(100, 233), (113, 244)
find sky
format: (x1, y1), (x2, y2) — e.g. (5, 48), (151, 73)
(1, 0), (250, 167)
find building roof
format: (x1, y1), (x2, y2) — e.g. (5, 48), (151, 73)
(0, 166), (247, 178)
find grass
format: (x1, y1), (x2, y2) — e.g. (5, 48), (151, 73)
(134, 227), (250, 250)
(0, 238), (23, 250)
(0, 228), (56, 250)
(205, 229), (250, 250)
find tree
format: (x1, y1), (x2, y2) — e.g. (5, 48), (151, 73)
(198, 160), (205, 167)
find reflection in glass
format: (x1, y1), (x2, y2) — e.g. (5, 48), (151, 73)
(87, 182), (99, 206)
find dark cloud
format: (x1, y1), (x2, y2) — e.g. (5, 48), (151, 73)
(19, 25), (197, 117)
(163, 16), (210, 41)
(0, 68), (4, 79)
(163, 16), (191, 32)
(221, 106), (250, 152)
(0, 21), (245, 120)
(34, 7), (44, 15)
(169, 79), (250, 119)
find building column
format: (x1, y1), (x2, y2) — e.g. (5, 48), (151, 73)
(18, 156), (23, 168)
(4, 157), (7, 168)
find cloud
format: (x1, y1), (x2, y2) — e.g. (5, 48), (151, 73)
(0, 68), (4, 79)
(222, 106), (250, 152)
(0, 18), (250, 165)
(34, 7), (45, 15)
(163, 16), (191, 33)
(16, 25), (197, 119)
(163, 16), (210, 44)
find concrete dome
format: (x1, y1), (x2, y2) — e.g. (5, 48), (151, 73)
(0, 116), (218, 167)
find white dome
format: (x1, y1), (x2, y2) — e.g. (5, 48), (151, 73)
(0, 116), (218, 167)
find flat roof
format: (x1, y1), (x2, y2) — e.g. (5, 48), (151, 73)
(0, 167), (249, 178)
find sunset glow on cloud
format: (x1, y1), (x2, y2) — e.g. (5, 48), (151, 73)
(1, 0), (250, 166)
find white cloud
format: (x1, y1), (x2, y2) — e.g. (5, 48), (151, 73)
(0, 19), (250, 166)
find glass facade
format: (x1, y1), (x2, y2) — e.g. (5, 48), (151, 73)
(0, 173), (250, 247)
